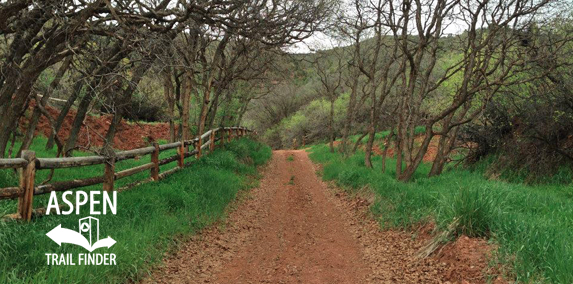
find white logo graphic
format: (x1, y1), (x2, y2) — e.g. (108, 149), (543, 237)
(46, 217), (116, 252)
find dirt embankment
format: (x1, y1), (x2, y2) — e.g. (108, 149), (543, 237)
(22, 104), (172, 150)
(143, 150), (500, 284)
(371, 135), (441, 162)
(332, 136), (440, 162)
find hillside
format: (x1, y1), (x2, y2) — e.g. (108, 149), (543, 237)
(20, 103), (173, 151)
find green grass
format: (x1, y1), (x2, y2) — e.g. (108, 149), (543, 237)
(469, 154), (573, 185)
(308, 144), (573, 283)
(1, 137), (185, 215)
(0, 138), (271, 283)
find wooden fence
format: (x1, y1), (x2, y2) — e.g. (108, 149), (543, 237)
(0, 127), (253, 221)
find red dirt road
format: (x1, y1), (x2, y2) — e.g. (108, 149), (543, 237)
(143, 150), (492, 284)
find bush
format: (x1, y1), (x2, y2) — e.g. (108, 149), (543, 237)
(124, 91), (166, 122)
(460, 83), (573, 184)
(438, 186), (499, 238)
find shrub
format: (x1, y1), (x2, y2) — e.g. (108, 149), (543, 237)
(438, 186), (499, 238)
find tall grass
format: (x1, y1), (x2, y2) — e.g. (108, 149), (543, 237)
(0, 138), (271, 284)
(308, 144), (573, 283)
(1, 136), (185, 215)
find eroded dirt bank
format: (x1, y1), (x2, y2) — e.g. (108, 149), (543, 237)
(143, 150), (493, 283)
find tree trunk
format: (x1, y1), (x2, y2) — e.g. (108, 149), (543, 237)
(328, 96), (335, 153)
(164, 70), (175, 142)
(350, 132), (368, 154)
(181, 73), (192, 142)
(235, 105), (245, 126)
(429, 125), (460, 177)
(102, 107), (123, 150)
(0, 71), (41, 157)
(173, 69), (183, 139)
(197, 84), (211, 137)
(63, 83), (97, 156)
(364, 130), (376, 168)
(64, 45), (128, 155)
(206, 87), (223, 130)
(102, 57), (154, 150)
(364, 89), (378, 168)
(381, 129), (394, 173)
(46, 75), (84, 150)
(398, 127), (434, 181)
(197, 35), (229, 138)
(340, 80), (358, 156)
(20, 57), (72, 154)
(395, 81), (407, 178)
(395, 132), (403, 177)
(429, 136), (448, 177)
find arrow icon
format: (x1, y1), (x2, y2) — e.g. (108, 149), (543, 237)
(90, 236), (116, 250)
(46, 224), (116, 252)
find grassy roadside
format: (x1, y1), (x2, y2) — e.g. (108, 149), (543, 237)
(0, 138), (271, 283)
(1, 136), (184, 214)
(308, 144), (573, 283)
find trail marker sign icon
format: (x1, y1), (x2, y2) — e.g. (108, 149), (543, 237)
(46, 216), (115, 252)
(79, 217), (99, 246)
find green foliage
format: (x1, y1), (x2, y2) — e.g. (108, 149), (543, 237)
(1, 137), (183, 214)
(0, 138), (271, 284)
(261, 93), (349, 149)
(438, 186), (500, 238)
(308, 144), (573, 283)
(125, 90), (166, 122)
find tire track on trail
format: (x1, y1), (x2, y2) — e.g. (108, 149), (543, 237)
(143, 150), (452, 283)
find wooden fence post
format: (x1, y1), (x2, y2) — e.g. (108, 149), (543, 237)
(193, 140), (198, 158)
(210, 130), (215, 151)
(220, 128), (225, 147)
(103, 157), (115, 192)
(151, 142), (159, 181)
(178, 142), (185, 168)
(227, 129), (231, 142)
(18, 150), (36, 221)
(196, 137), (202, 158)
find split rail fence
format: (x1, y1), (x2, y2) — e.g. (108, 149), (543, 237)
(0, 127), (252, 221)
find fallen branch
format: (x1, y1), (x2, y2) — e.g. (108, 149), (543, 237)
(416, 218), (459, 259)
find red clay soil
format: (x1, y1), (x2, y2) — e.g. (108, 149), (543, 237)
(372, 135), (440, 162)
(333, 135), (439, 162)
(142, 150), (498, 284)
(21, 103), (172, 150)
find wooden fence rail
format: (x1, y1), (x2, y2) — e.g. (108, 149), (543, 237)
(0, 127), (253, 221)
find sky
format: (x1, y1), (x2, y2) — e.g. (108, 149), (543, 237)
(284, 0), (569, 54)
(285, 0), (468, 54)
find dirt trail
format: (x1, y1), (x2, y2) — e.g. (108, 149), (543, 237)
(143, 150), (486, 284)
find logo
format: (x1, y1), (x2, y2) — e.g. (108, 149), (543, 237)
(44, 191), (118, 266)
(46, 217), (116, 252)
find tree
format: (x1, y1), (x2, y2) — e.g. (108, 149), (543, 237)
(314, 47), (343, 153)
(384, 0), (569, 181)
(0, 0), (335, 157)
